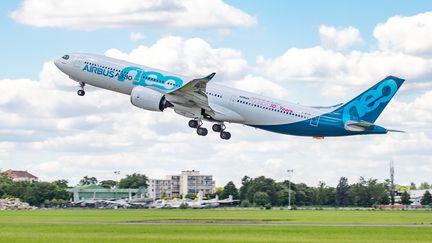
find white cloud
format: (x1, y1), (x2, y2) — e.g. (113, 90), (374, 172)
(229, 75), (290, 100)
(0, 142), (14, 165)
(319, 25), (362, 50)
(39, 61), (76, 90)
(10, 0), (256, 31)
(105, 36), (249, 79)
(129, 32), (145, 41)
(256, 47), (432, 98)
(256, 46), (346, 82)
(374, 11), (432, 56)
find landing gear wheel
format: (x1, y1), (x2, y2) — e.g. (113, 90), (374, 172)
(77, 82), (86, 96)
(220, 131), (231, 140)
(77, 89), (85, 96)
(212, 124), (222, 132)
(197, 127), (208, 136)
(188, 120), (199, 128)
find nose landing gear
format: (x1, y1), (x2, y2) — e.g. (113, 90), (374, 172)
(77, 82), (86, 96)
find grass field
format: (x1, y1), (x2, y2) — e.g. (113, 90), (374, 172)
(0, 209), (431, 242)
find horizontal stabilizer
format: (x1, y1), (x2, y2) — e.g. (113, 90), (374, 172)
(387, 129), (406, 133)
(344, 120), (375, 132)
(310, 103), (344, 110)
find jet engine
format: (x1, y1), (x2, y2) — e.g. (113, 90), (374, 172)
(130, 86), (171, 112)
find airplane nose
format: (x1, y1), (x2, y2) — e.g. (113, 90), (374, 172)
(54, 58), (61, 69)
(55, 54), (70, 69)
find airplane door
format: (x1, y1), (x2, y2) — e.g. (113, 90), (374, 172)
(73, 57), (83, 69)
(229, 95), (237, 106)
(309, 115), (320, 127)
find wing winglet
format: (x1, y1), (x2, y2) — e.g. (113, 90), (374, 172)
(205, 72), (216, 80)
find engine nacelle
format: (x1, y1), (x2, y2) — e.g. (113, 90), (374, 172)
(130, 86), (167, 112)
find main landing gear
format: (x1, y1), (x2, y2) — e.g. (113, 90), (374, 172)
(212, 123), (231, 140)
(188, 119), (208, 136)
(77, 82), (85, 96)
(188, 119), (231, 140)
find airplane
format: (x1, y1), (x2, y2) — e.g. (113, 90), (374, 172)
(151, 191), (238, 209)
(54, 53), (405, 140)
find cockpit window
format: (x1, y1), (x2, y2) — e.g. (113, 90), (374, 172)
(62, 55), (70, 60)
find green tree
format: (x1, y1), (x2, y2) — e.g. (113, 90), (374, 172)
(348, 177), (389, 207)
(253, 191), (270, 206)
(409, 182), (417, 190)
(275, 186), (290, 206)
(215, 187), (224, 197)
(240, 199), (250, 207)
(239, 176), (278, 205)
(23, 182), (70, 206)
(421, 191), (432, 206)
(294, 183), (313, 206)
(312, 181), (335, 206)
(0, 175), (14, 198)
(220, 181), (239, 199)
(239, 176), (252, 201)
(53, 179), (69, 189)
(79, 176), (98, 185)
(0, 177), (71, 206)
(118, 173), (148, 188)
(335, 177), (350, 206)
(99, 180), (117, 189)
(400, 191), (411, 205)
(419, 182), (431, 190)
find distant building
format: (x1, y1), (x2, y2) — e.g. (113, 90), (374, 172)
(148, 179), (171, 199)
(149, 170), (216, 199)
(67, 184), (147, 202)
(1, 170), (39, 182)
(409, 190), (430, 205)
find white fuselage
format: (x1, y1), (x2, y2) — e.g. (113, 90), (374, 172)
(55, 53), (325, 128)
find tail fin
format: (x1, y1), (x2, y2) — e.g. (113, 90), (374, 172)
(334, 76), (404, 123)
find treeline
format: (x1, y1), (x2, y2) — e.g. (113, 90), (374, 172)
(0, 176), (70, 206)
(78, 173), (148, 189)
(216, 176), (432, 208)
(0, 173), (148, 206)
(2, 172), (431, 208)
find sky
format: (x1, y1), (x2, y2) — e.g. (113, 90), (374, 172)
(0, 0), (431, 188)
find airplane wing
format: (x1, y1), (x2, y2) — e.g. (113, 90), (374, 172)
(166, 72), (216, 117)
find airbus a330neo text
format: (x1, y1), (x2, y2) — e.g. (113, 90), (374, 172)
(55, 53), (404, 140)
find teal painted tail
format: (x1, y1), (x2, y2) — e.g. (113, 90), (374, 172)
(334, 76), (404, 123)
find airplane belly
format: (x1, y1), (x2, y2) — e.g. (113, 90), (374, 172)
(80, 73), (133, 95)
(210, 103), (245, 123)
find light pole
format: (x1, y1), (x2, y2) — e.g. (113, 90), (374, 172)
(114, 171), (120, 188)
(287, 169), (294, 210)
